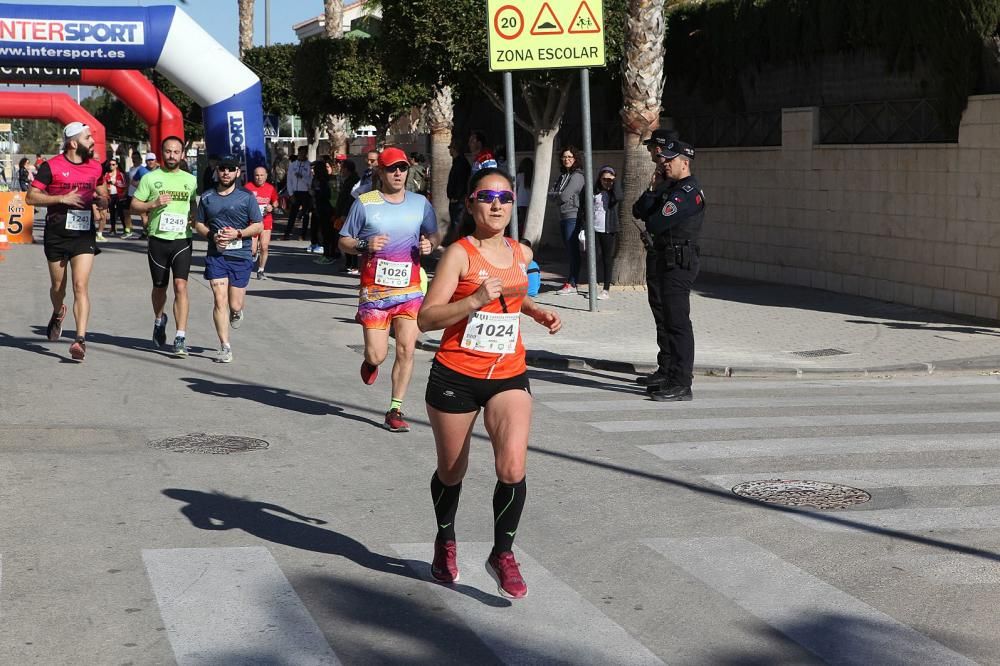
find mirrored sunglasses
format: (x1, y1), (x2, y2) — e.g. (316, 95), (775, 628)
(472, 189), (515, 204)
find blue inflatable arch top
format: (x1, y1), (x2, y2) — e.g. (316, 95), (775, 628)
(0, 3), (265, 170)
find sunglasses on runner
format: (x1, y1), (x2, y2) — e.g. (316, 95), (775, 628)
(384, 162), (409, 173)
(218, 166), (239, 173)
(471, 189), (515, 204)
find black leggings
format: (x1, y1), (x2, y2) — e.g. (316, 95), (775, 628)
(595, 231), (616, 290)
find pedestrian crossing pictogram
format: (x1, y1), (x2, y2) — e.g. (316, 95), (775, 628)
(568, 1), (601, 34)
(530, 2), (564, 35)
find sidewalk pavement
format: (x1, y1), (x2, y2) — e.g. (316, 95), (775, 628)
(417, 262), (1000, 377)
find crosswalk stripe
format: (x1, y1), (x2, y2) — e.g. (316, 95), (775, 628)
(592, 412), (1000, 432)
(786, 507), (1000, 532)
(142, 547), (340, 666)
(640, 433), (1000, 461)
(391, 542), (663, 665)
(541, 393), (998, 412)
(644, 537), (977, 665)
(702, 468), (1000, 489)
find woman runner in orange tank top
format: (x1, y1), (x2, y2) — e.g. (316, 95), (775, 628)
(417, 168), (561, 599)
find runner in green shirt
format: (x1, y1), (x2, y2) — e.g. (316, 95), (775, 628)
(130, 136), (198, 356)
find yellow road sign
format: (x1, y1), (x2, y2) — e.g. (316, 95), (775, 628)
(487, 0), (605, 72)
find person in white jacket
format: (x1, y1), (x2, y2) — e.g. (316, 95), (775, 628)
(283, 146), (313, 241)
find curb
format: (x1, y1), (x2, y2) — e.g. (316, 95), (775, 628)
(414, 337), (1000, 378)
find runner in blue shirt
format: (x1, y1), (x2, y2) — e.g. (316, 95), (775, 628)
(193, 155), (263, 363)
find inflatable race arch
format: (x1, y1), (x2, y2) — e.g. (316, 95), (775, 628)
(0, 4), (265, 170)
(0, 91), (105, 158)
(1, 69), (186, 160)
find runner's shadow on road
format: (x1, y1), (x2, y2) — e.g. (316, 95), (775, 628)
(245, 288), (354, 302)
(844, 319), (1000, 337)
(179, 376), (382, 425)
(0, 331), (74, 362)
(162, 489), (508, 608)
(31, 328), (214, 357)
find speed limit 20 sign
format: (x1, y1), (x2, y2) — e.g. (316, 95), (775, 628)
(487, 0), (606, 72)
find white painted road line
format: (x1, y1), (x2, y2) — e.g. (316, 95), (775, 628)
(786, 506), (1000, 533)
(142, 547), (340, 666)
(703, 468), (1000, 490)
(644, 537), (977, 666)
(592, 412), (1000, 432)
(640, 433), (1000, 461)
(391, 542), (663, 665)
(541, 393), (999, 412)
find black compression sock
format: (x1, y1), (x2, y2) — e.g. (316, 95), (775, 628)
(492, 477), (526, 555)
(431, 472), (462, 542)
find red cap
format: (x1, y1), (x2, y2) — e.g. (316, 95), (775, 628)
(334, 153), (348, 162)
(378, 147), (408, 168)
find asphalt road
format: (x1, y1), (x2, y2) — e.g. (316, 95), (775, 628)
(1, 238), (998, 665)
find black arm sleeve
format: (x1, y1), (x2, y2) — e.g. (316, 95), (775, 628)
(33, 161), (53, 189)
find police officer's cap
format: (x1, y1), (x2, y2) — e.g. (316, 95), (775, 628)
(661, 140), (695, 160)
(642, 129), (679, 147)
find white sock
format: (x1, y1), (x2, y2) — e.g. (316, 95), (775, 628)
(155, 314), (166, 324)
(175, 330), (185, 339)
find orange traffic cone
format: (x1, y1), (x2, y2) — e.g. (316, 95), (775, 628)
(0, 217), (8, 262)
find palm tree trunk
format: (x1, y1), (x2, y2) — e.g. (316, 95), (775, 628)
(613, 0), (666, 287)
(324, 0), (344, 39)
(427, 85), (454, 234)
(237, 0), (254, 60)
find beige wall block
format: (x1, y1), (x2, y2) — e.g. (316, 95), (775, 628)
(975, 295), (1000, 320)
(954, 292), (978, 316)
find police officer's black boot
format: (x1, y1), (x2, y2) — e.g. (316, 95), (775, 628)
(636, 369), (668, 387)
(650, 385), (693, 402)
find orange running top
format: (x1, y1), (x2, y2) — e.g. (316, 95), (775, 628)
(435, 236), (530, 379)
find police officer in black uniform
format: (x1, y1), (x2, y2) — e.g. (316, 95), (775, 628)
(632, 136), (705, 401)
(633, 129), (678, 390)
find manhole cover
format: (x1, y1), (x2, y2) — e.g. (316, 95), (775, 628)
(791, 348), (850, 357)
(147, 433), (269, 454)
(731, 480), (871, 510)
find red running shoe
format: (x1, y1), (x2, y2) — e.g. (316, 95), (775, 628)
(69, 338), (86, 361)
(486, 551), (527, 599)
(431, 539), (459, 583)
(360, 360), (378, 385)
(383, 408), (410, 433)
(47, 304), (67, 341)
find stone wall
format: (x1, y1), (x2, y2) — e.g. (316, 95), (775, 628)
(695, 95), (1000, 321)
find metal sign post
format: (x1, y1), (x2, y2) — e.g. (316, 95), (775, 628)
(503, 71), (519, 241)
(486, 0), (606, 311)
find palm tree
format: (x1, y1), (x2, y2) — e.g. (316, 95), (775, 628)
(237, 0), (254, 60)
(323, 0), (350, 155)
(426, 84), (454, 233)
(613, 0), (666, 286)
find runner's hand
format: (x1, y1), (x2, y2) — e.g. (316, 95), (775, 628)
(61, 187), (84, 208)
(419, 234), (432, 256)
(533, 309), (562, 334)
(473, 277), (503, 308)
(369, 234), (390, 252)
(155, 193), (172, 208)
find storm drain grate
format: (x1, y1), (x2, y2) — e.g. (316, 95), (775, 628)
(731, 480), (871, 510)
(147, 433), (269, 454)
(791, 348), (850, 358)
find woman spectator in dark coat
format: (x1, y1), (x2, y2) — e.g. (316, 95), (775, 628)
(576, 165), (623, 300)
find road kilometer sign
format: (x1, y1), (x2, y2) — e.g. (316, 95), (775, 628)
(488, 0), (605, 72)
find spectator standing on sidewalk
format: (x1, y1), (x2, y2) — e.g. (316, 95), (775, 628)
(578, 164), (623, 300)
(446, 142), (472, 240)
(335, 159), (361, 275)
(283, 146), (313, 242)
(468, 131), (497, 174)
(632, 138), (705, 402)
(549, 146), (585, 295)
(515, 157), (533, 238)
(270, 147), (289, 211)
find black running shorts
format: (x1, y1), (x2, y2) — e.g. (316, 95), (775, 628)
(44, 234), (100, 262)
(147, 236), (193, 288)
(425, 360), (531, 414)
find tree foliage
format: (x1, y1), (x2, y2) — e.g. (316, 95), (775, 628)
(293, 35), (429, 140)
(243, 43), (300, 116)
(5, 118), (61, 155)
(664, 0), (1000, 125)
(81, 90), (147, 144)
